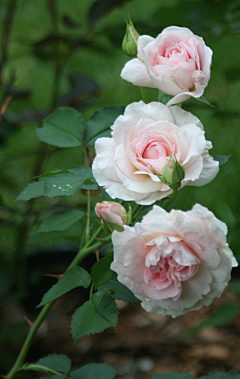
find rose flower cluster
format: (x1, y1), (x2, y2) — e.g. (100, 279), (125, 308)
(93, 24), (237, 317)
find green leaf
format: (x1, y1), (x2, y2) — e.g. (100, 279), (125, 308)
(44, 165), (98, 197)
(200, 372), (240, 378)
(37, 108), (85, 148)
(181, 304), (240, 340)
(22, 364), (61, 376)
(100, 188), (113, 201)
(39, 376), (67, 379)
(17, 180), (45, 201)
(199, 96), (215, 107)
(92, 253), (114, 288)
(18, 165), (98, 201)
(37, 210), (85, 233)
(35, 170), (69, 179)
(213, 154), (231, 166)
(22, 364), (67, 377)
(160, 93), (171, 105)
(85, 105), (125, 145)
(71, 290), (119, 340)
(36, 354), (71, 374)
(149, 374), (194, 379)
(38, 267), (91, 307)
(70, 363), (116, 379)
(98, 272), (139, 304)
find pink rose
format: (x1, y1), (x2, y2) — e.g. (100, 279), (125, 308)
(92, 101), (219, 205)
(95, 201), (127, 226)
(121, 26), (212, 106)
(111, 204), (238, 317)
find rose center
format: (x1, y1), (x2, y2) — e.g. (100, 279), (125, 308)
(165, 45), (183, 58)
(148, 256), (195, 289)
(142, 141), (168, 160)
(144, 242), (199, 292)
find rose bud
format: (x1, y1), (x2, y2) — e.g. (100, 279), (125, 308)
(160, 155), (185, 190)
(122, 15), (139, 57)
(95, 201), (127, 233)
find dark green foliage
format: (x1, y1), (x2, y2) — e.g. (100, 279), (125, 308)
(213, 155), (231, 166)
(92, 252), (114, 288)
(98, 272), (139, 304)
(36, 354), (71, 373)
(70, 363), (116, 379)
(18, 165), (97, 200)
(37, 108), (85, 148)
(85, 105), (125, 145)
(17, 180), (45, 201)
(149, 374), (194, 379)
(71, 290), (119, 339)
(38, 267), (91, 307)
(37, 210), (85, 232)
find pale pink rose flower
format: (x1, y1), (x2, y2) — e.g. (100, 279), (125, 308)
(121, 26), (212, 106)
(95, 201), (127, 226)
(92, 101), (219, 205)
(111, 204), (238, 317)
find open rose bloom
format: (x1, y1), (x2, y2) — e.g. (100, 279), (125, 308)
(111, 204), (238, 317)
(121, 26), (212, 106)
(92, 101), (219, 205)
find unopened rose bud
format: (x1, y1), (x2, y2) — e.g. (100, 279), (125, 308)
(160, 155), (185, 190)
(95, 201), (127, 233)
(122, 15), (139, 57)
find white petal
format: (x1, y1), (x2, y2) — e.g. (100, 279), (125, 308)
(121, 58), (155, 87)
(191, 154), (219, 186)
(137, 35), (155, 60)
(170, 106), (204, 130)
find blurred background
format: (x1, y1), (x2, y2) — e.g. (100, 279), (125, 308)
(1, 0), (240, 378)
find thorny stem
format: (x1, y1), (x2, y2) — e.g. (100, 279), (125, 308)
(7, 195), (155, 377)
(7, 301), (54, 379)
(7, 197), (145, 377)
(7, 233), (111, 379)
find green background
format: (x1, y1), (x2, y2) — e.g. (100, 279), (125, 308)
(1, 0), (240, 373)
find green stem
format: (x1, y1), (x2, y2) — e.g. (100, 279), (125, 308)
(158, 90), (163, 102)
(132, 203), (142, 221)
(72, 224), (103, 268)
(85, 190), (91, 245)
(163, 190), (178, 210)
(140, 87), (148, 103)
(7, 232), (111, 379)
(68, 229), (109, 271)
(7, 301), (54, 379)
